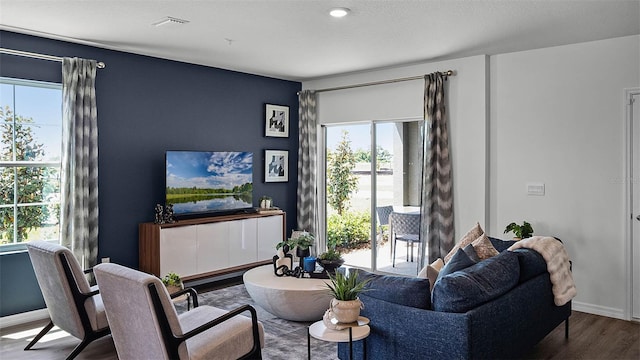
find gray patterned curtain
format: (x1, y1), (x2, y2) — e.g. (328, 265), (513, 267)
(60, 57), (99, 270)
(296, 91), (321, 248)
(419, 72), (454, 265)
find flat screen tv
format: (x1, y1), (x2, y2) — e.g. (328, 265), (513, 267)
(165, 151), (254, 219)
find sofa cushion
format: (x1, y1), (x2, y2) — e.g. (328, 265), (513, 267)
(437, 248), (477, 283)
(432, 250), (520, 313)
(511, 248), (547, 283)
(417, 258), (444, 292)
(489, 237), (517, 252)
(444, 222), (484, 263)
(471, 233), (499, 260)
(357, 270), (431, 310)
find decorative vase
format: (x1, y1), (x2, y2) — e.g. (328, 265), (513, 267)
(317, 259), (344, 274)
(330, 298), (362, 323)
(296, 247), (311, 269)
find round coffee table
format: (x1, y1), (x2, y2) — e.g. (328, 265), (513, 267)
(243, 265), (333, 321)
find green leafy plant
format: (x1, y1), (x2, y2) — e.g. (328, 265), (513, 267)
(161, 272), (182, 287)
(325, 271), (370, 301)
(318, 248), (344, 262)
(276, 231), (314, 251)
(327, 130), (359, 215)
(326, 211), (371, 249)
(504, 221), (534, 239)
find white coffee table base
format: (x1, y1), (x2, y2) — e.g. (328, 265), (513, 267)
(243, 265), (333, 321)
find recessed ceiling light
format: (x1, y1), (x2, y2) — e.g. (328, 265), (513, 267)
(329, 8), (350, 18)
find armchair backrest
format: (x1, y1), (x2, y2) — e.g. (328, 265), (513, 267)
(26, 241), (97, 339)
(94, 263), (182, 360)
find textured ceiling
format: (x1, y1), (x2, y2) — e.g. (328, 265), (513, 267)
(1, 0), (639, 81)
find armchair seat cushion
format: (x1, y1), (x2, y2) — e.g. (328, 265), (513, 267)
(178, 306), (265, 360)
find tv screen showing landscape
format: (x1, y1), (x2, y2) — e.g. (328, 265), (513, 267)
(166, 151), (253, 217)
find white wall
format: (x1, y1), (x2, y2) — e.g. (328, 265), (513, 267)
(304, 55), (489, 241)
(304, 35), (640, 318)
(489, 35), (640, 318)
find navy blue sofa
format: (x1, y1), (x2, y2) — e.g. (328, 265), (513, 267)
(338, 238), (572, 360)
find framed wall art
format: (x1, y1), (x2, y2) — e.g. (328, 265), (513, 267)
(265, 104), (289, 138)
(265, 150), (288, 182)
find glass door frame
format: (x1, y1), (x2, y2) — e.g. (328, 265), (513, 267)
(319, 117), (423, 275)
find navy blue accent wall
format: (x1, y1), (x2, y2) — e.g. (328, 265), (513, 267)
(0, 30), (301, 316)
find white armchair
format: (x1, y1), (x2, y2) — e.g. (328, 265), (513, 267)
(94, 263), (264, 359)
(25, 241), (110, 360)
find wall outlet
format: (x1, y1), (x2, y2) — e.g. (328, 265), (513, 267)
(526, 182), (545, 196)
(101, 257), (110, 263)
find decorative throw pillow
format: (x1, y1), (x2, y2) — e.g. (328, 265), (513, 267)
(444, 222), (484, 263)
(432, 251), (520, 313)
(436, 248), (477, 284)
(417, 258), (444, 292)
(462, 243), (481, 262)
(471, 233), (499, 260)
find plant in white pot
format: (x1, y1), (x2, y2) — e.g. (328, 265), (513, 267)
(325, 270), (370, 324)
(161, 272), (183, 295)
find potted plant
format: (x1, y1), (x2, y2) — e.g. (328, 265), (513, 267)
(316, 248), (345, 275)
(504, 221), (534, 240)
(259, 195), (272, 209)
(161, 272), (183, 294)
(325, 271), (370, 323)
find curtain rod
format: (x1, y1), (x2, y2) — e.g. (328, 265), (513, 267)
(299, 70), (454, 95)
(0, 48), (106, 69)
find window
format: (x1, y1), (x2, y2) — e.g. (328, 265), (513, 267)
(0, 77), (62, 250)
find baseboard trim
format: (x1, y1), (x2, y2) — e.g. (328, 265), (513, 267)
(573, 301), (626, 320)
(0, 309), (49, 330)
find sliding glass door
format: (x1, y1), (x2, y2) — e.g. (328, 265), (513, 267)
(324, 119), (423, 276)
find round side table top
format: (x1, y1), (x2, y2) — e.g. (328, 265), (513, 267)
(308, 317), (371, 343)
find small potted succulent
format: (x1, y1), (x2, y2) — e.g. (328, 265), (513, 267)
(316, 248), (345, 275)
(504, 221), (534, 240)
(259, 195), (272, 209)
(325, 271), (370, 323)
(161, 272), (183, 295)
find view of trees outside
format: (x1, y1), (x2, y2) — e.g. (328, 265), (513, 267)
(0, 81), (61, 245)
(325, 126), (394, 252)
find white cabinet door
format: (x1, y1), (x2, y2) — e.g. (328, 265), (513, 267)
(196, 222), (229, 273)
(159, 226), (198, 277)
(228, 218), (258, 267)
(257, 215), (283, 261)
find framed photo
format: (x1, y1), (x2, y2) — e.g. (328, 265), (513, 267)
(265, 150), (288, 182)
(265, 104), (289, 138)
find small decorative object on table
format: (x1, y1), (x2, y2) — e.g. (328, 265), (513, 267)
(325, 270), (371, 324)
(317, 248), (345, 275)
(504, 221), (534, 240)
(259, 195), (272, 209)
(273, 231), (315, 277)
(154, 203), (177, 224)
(161, 272), (183, 294)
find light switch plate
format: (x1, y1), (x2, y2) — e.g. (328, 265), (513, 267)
(526, 183), (545, 196)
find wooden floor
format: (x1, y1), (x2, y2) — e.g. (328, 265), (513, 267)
(0, 311), (638, 359)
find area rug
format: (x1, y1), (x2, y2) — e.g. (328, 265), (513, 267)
(175, 284), (338, 359)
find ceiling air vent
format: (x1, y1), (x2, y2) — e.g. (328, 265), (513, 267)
(152, 16), (190, 27)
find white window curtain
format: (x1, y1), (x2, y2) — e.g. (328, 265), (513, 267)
(60, 57), (99, 270)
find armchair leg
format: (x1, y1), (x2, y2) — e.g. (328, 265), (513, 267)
(66, 338), (92, 360)
(24, 320), (54, 350)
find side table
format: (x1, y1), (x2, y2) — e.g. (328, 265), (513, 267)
(307, 316), (370, 360)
